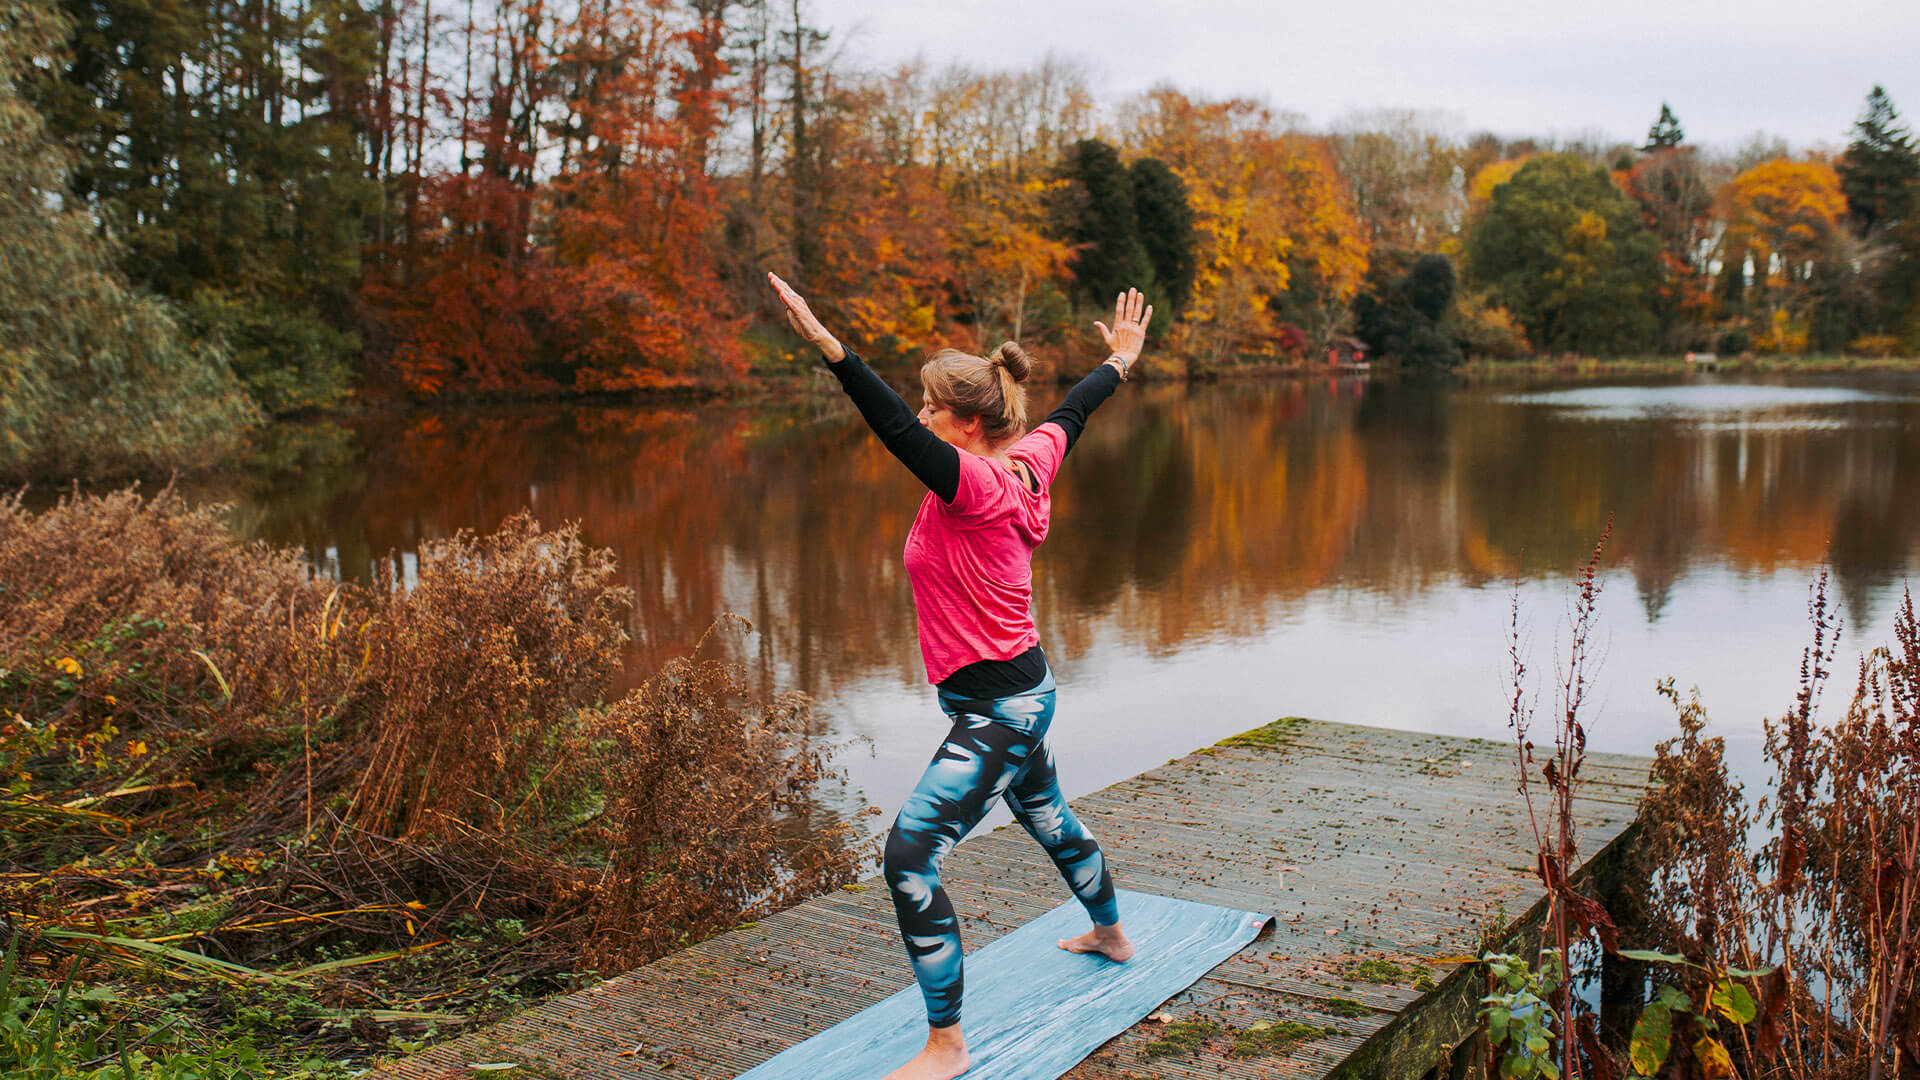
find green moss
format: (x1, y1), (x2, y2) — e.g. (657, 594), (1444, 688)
(1217, 716), (1309, 751)
(1341, 958), (1434, 986)
(1139, 1019), (1221, 1060)
(1230, 1020), (1342, 1057)
(1324, 997), (1369, 1018)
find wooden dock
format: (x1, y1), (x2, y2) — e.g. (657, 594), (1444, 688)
(377, 718), (1650, 1080)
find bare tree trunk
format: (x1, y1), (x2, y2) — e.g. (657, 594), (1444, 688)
(787, 0), (812, 278)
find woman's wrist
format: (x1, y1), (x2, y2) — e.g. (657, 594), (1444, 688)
(819, 337), (847, 363)
(1105, 354), (1132, 380)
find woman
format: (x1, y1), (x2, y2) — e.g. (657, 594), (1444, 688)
(767, 272), (1151, 1080)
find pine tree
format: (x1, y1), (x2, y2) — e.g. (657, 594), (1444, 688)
(1128, 157), (1195, 319)
(30, 0), (378, 413)
(1643, 103), (1685, 151)
(1051, 139), (1152, 309)
(1838, 85), (1919, 236)
(0, 0), (258, 479)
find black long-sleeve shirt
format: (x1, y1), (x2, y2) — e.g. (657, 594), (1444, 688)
(827, 350), (1121, 504)
(827, 349), (1122, 699)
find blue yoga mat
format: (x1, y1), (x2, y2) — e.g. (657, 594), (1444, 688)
(734, 889), (1272, 1080)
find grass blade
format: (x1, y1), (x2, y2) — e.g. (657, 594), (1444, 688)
(39, 927), (301, 986)
(282, 939), (445, 978)
(0, 929), (20, 1019)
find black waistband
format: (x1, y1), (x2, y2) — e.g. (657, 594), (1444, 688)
(937, 644), (1048, 699)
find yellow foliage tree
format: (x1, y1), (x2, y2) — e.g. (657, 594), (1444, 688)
(948, 174), (1076, 348)
(1719, 159), (1847, 352)
(1125, 89), (1369, 368)
(1469, 157), (1532, 210)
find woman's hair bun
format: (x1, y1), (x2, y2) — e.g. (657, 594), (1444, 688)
(991, 341), (1033, 383)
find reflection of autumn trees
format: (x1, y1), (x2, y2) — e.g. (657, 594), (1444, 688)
(206, 382), (1920, 696)
(1450, 390), (1920, 623)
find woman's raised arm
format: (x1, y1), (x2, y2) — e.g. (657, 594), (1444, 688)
(767, 271), (961, 501)
(1043, 288), (1154, 456)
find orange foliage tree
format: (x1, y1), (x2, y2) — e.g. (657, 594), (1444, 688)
(788, 106), (961, 360)
(364, 0), (743, 396)
(1622, 147), (1720, 347)
(751, 58), (1095, 367)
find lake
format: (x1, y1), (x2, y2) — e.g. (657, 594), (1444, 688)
(186, 369), (1920, 836)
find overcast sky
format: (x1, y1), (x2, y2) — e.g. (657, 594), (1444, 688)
(806, 0), (1919, 153)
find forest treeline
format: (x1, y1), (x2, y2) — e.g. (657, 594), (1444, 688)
(2, 0), (1919, 477)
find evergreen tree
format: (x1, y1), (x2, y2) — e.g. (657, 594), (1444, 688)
(1353, 252), (1461, 370)
(31, 0), (378, 413)
(1051, 138), (1152, 309)
(1838, 85), (1919, 236)
(1128, 157), (1195, 319)
(1405, 253), (1455, 324)
(0, 0), (258, 479)
(1643, 103), (1685, 151)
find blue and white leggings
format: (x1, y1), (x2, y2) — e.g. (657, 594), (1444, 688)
(882, 669), (1120, 1028)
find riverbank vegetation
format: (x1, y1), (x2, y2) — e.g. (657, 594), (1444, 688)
(1497, 536), (1918, 1079)
(0, 488), (870, 1073)
(4, 0), (1919, 479)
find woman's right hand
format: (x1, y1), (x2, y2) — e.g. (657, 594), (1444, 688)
(767, 272), (846, 362)
(1094, 288), (1153, 375)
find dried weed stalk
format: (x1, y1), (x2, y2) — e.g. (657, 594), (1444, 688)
(583, 616), (876, 969)
(1629, 573), (1920, 1079)
(1505, 521), (1619, 1080)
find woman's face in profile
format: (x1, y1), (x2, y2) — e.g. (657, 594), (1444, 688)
(918, 391), (971, 449)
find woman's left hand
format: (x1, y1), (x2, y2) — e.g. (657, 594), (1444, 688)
(1094, 288), (1153, 371)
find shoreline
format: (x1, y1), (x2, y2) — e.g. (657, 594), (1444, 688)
(9, 355), (1917, 489)
(1456, 354), (1920, 377)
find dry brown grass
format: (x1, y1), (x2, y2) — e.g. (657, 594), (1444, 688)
(0, 485), (869, 1054)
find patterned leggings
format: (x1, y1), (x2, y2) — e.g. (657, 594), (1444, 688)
(882, 668), (1120, 1028)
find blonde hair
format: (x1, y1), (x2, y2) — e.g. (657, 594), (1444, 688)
(920, 342), (1036, 444)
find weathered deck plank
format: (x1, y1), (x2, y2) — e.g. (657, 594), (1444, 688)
(377, 718), (1648, 1080)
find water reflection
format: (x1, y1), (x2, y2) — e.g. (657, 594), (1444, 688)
(188, 371), (1920, 825)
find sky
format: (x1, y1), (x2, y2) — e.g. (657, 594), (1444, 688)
(806, 0), (1920, 153)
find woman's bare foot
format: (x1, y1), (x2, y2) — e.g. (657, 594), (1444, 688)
(1057, 921), (1135, 962)
(881, 1024), (969, 1080)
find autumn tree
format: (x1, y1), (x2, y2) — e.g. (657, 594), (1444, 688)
(1329, 109), (1464, 257)
(1623, 143), (1719, 348)
(538, 0), (747, 390)
(366, 0), (748, 394)
(0, 0), (258, 479)
(1125, 89), (1368, 367)
(917, 59), (1091, 348)
(1466, 153), (1663, 354)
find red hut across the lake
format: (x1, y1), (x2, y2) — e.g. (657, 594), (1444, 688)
(1326, 337), (1370, 369)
